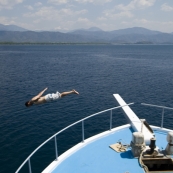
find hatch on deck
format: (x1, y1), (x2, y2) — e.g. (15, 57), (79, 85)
(142, 157), (173, 173)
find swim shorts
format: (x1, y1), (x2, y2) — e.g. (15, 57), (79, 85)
(45, 91), (61, 102)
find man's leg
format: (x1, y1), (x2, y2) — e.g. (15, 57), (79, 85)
(60, 89), (79, 97)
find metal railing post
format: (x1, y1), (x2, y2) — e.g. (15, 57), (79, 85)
(161, 108), (164, 128)
(141, 121), (143, 132)
(82, 121), (85, 142)
(54, 136), (58, 160)
(28, 159), (32, 173)
(110, 110), (112, 131)
(141, 103), (173, 128)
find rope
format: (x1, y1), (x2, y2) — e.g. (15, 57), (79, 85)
(139, 148), (149, 173)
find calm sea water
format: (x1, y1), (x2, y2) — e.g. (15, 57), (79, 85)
(0, 44), (173, 173)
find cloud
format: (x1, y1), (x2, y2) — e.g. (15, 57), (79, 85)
(136, 0), (155, 7)
(115, 3), (134, 11)
(103, 8), (133, 20)
(115, 0), (155, 11)
(161, 3), (173, 12)
(0, 16), (19, 25)
(0, 16), (9, 23)
(34, 2), (42, 6)
(25, 5), (34, 10)
(76, 17), (95, 28)
(77, 17), (91, 23)
(47, 0), (68, 5)
(133, 18), (150, 24)
(75, 0), (112, 4)
(23, 5), (92, 30)
(23, 6), (87, 21)
(47, 0), (112, 5)
(0, 0), (23, 9)
(105, 0), (155, 21)
(0, 0), (23, 5)
(98, 17), (107, 21)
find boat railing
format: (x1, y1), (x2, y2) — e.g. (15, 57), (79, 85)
(15, 103), (134, 173)
(141, 103), (173, 128)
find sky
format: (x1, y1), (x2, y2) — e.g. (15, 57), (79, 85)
(0, 0), (173, 33)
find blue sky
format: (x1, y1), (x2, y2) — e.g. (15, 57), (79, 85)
(0, 0), (173, 32)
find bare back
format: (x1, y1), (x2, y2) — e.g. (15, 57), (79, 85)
(33, 96), (47, 105)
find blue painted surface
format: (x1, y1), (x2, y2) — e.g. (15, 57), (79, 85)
(153, 130), (168, 151)
(51, 128), (171, 173)
(52, 127), (144, 173)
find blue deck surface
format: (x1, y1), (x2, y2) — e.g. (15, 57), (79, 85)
(51, 127), (168, 173)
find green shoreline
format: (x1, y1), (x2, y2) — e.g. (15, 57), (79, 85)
(0, 42), (172, 45)
(0, 42), (111, 45)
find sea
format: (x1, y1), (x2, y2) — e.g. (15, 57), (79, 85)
(0, 44), (173, 173)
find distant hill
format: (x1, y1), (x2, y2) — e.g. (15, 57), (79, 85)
(0, 24), (28, 31)
(0, 26), (173, 44)
(110, 33), (173, 44)
(68, 27), (173, 44)
(0, 31), (93, 43)
(111, 27), (161, 35)
(68, 27), (163, 40)
(71, 27), (103, 32)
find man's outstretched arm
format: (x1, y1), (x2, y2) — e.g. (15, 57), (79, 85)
(30, 87), (48, 102)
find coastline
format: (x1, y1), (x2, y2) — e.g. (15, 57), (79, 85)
(0, 42), (173, 45)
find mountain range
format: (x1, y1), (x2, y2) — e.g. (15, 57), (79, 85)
(0, 24), (28, 32)
(0, 24), (173, 44)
